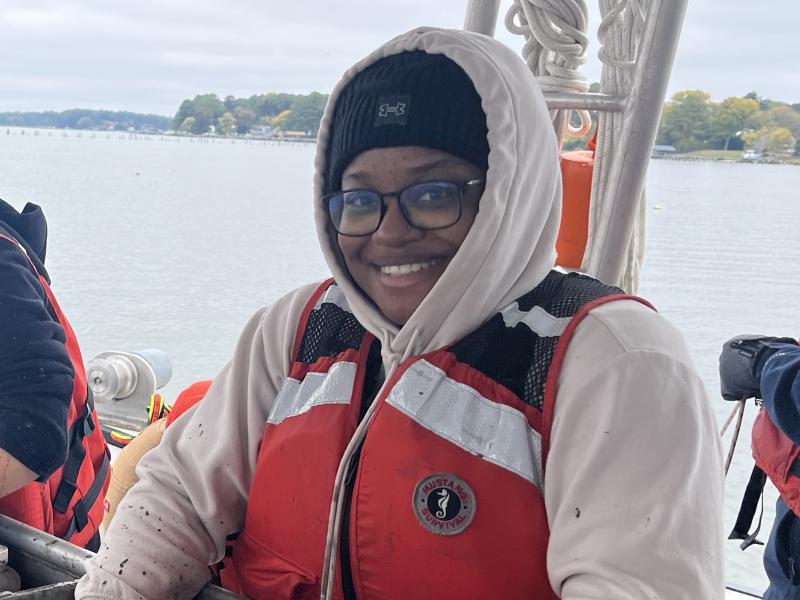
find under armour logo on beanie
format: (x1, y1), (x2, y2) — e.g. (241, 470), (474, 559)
(324, 51), (489, 193)
(374, 95), (411, 126)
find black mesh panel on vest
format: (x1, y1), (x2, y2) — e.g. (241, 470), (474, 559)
(296, 298), (367, 365)
(450, 271), (622, 410)
(517, 271), (621, 316)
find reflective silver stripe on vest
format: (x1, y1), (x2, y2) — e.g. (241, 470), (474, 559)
(386, 359), (543, 491)
(268, 361), (357, 425)
(500, 302), (571, 337)
(313, 285), (351, 313)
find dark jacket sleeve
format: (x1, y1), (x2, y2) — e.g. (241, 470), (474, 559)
(0, 239), (72, 481)
(757, 346), (800, 596)
(763, 344), (800, 446)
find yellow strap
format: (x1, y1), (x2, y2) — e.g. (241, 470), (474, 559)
(109, 430), (134, 446)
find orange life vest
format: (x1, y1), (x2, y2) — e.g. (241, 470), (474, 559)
(221, 272), (645, 599)
(0, 233), (110, 549)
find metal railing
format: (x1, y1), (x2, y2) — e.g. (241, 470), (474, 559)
(0, 516), (243, 599)
(463, 0), (688, 289)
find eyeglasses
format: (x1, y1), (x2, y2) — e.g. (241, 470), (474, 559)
(323, 179), (484, 237)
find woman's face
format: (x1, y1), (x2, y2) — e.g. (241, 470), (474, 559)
(337, 146), (484, 325)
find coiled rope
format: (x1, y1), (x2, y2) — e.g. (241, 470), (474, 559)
(505, 0), (652, 292)
(505, 0), (592, 138)
(583, 0), (649, 292)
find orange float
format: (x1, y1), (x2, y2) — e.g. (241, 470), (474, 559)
(556, 131), (596, 269)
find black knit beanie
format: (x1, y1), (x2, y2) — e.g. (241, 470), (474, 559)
(325, 50), (489, 193)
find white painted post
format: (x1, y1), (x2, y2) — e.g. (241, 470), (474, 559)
(463, 0), (502, 36)
(587, 0), (689, 286)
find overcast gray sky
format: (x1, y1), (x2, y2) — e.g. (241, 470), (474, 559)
(1, 0), (797, 116)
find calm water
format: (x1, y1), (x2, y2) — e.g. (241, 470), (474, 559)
(2, 128), (799, 592)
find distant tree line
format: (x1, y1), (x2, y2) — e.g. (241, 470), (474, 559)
(561, 87), (800, 158)
(4, 88), (798, 158)
(0, 109), (170, 132)
(172, 92), (328, 137)
(656, 90), (800, 156)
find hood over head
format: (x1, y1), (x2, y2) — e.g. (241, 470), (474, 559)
(0, 199), (49, 267)
(324, 50), (490, 194)
(313, 27), (561, 365)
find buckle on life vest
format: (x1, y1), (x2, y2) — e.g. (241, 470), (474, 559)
(83, 387), (97, 437)
(83, 411), (96, 437)
(72, 500), (89, 533)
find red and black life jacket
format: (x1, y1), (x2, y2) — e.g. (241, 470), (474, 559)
(220, 271), (644, 600)
(750, 410), (800, 585)
(752, 410), (800, 516)
(0, 232), (110, 550)
(731, 407), (800, 566)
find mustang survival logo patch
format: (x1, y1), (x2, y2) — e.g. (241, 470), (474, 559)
(413, 473), (476, 536)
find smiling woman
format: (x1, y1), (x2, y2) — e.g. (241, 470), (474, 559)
(76, 26), (724, 600)
(335, 146), (484, 325)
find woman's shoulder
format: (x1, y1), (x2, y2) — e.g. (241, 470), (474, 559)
(229, 281), (332, 376)
(570, 297), (693, 365)
(553, 297), (700, 402)
(253, 280), (331, 332)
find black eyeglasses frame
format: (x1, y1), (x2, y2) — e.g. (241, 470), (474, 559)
(322, 178), (485, 237)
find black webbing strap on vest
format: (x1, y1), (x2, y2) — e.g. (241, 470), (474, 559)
(729, 465), (768, 550)
(53, 387), (97, 513)
(62, 448), (110, 542)
(731, 459), (800, 556)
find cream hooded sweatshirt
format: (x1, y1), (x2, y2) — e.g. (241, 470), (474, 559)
(76, 27), (724, 600)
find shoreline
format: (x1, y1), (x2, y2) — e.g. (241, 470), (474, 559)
(1, 125), (316, 145)
(4, 127), (797, 163)
(653, 155), (800, 166)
